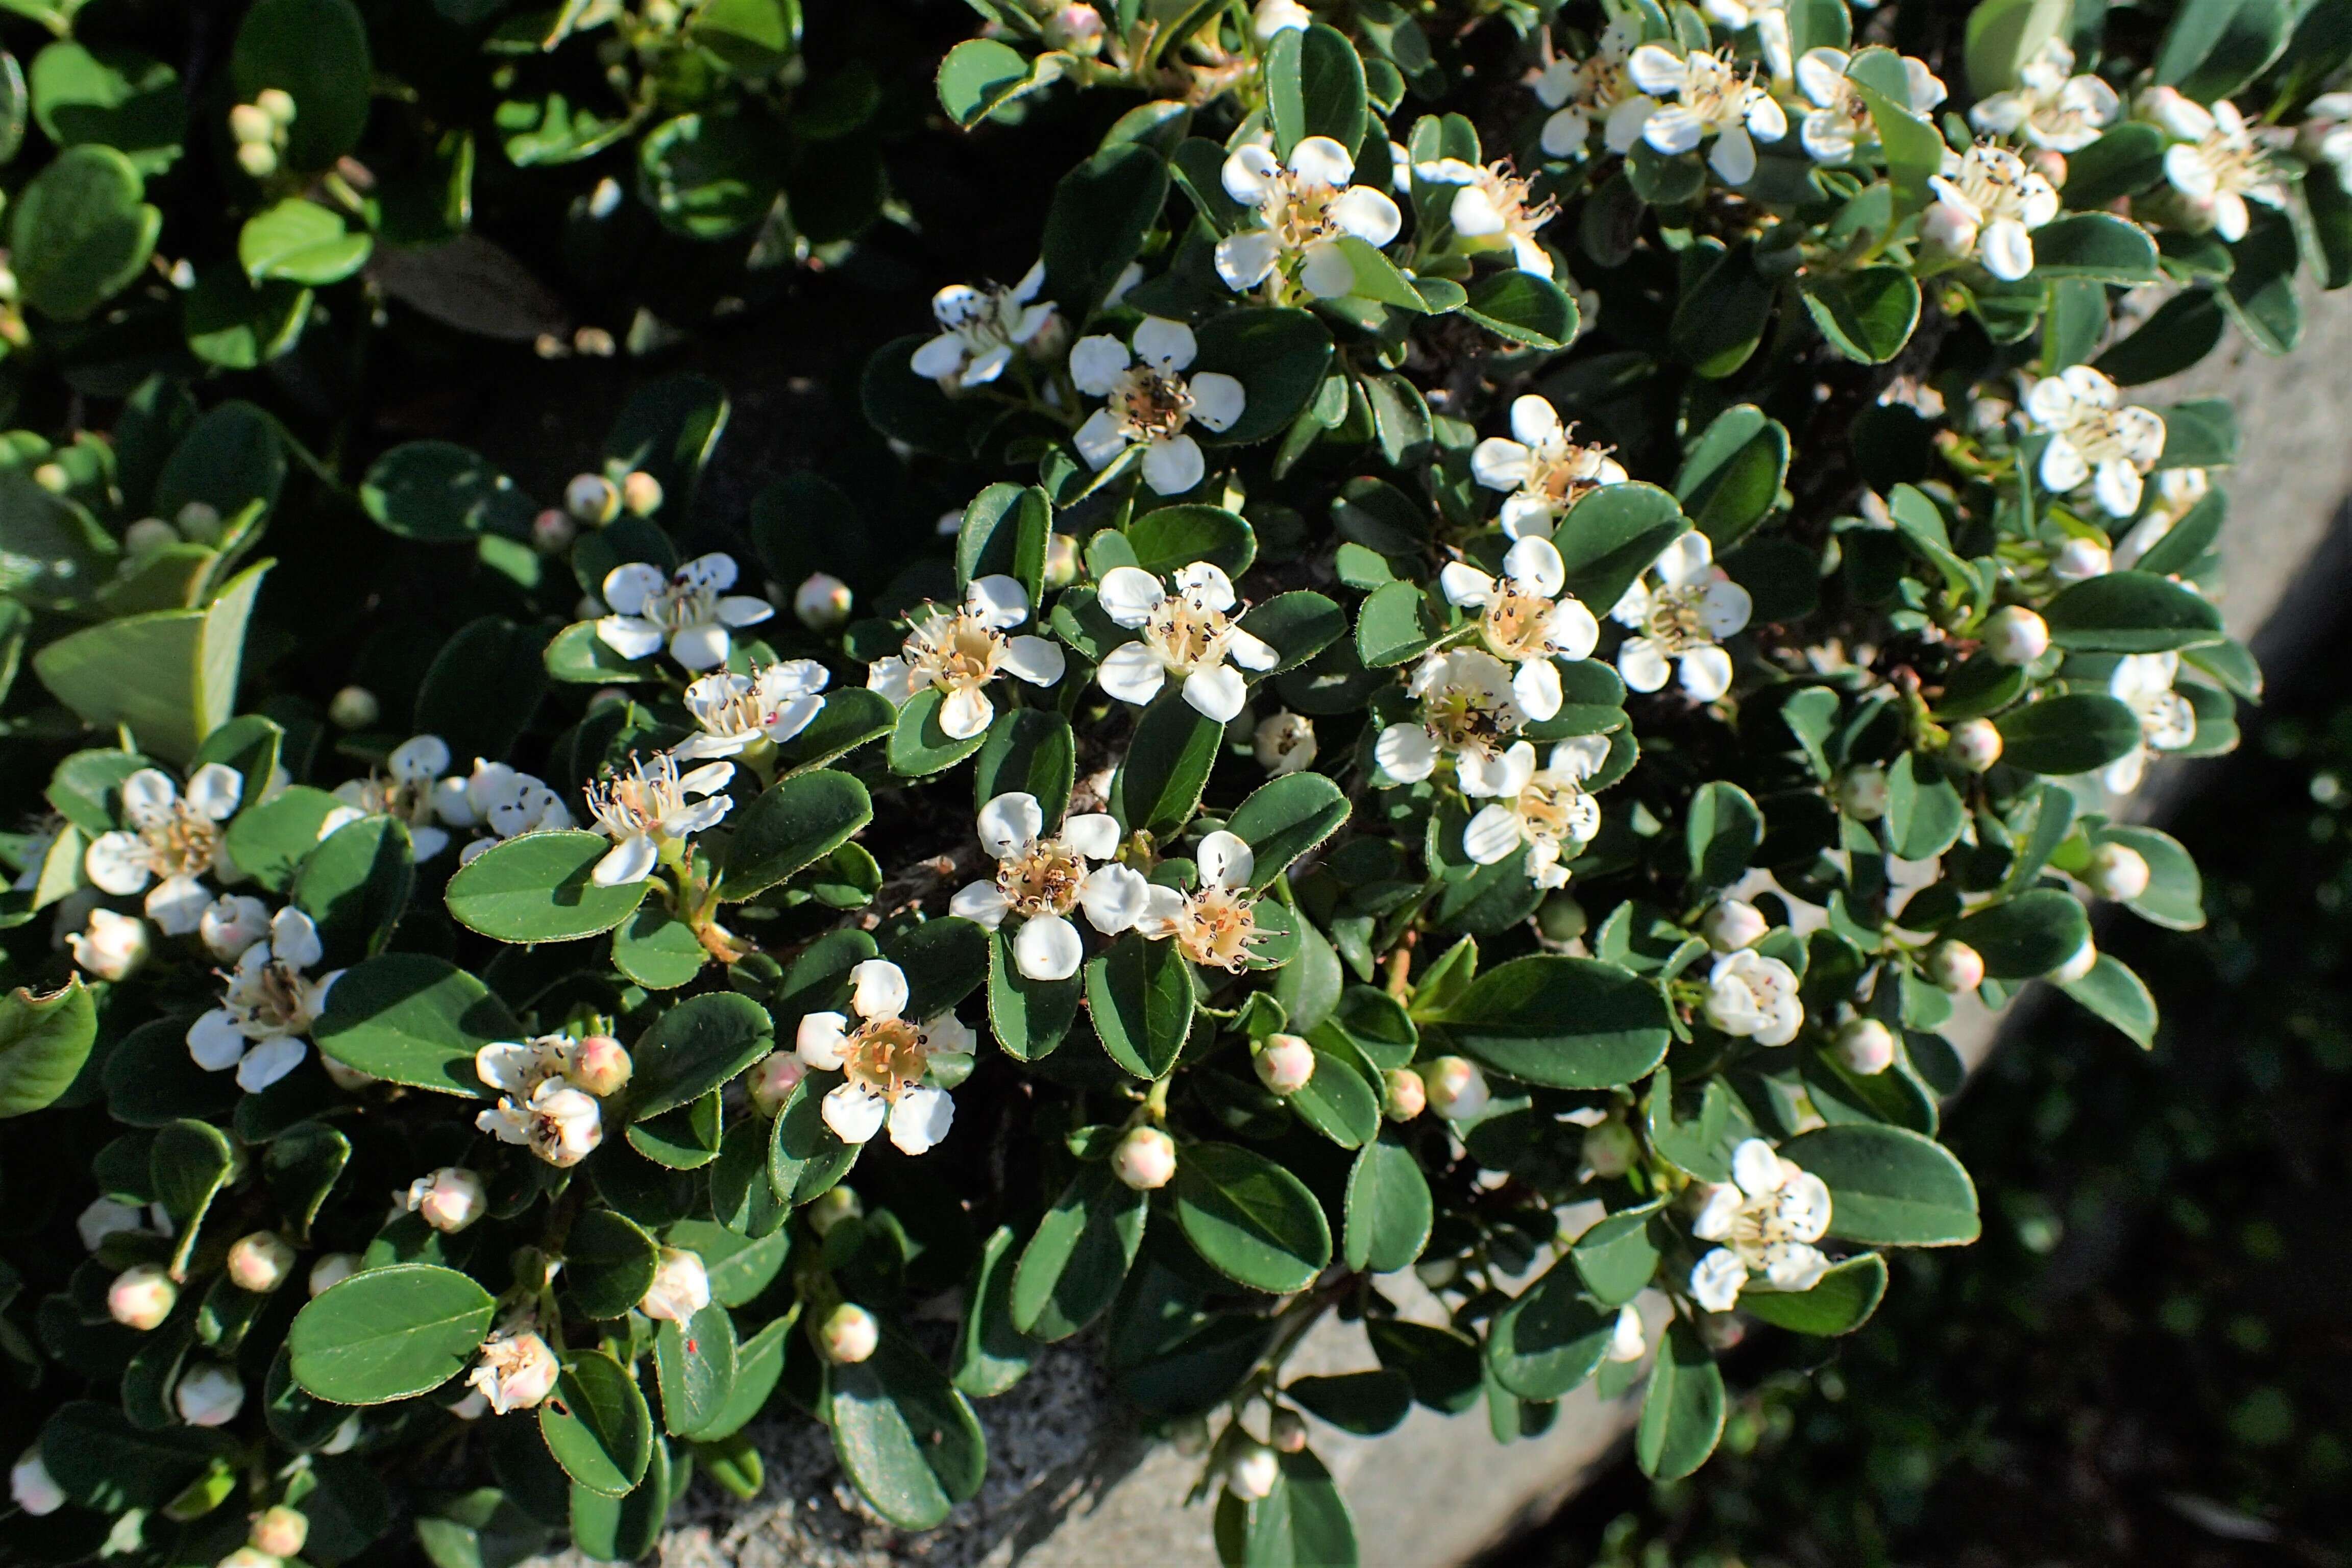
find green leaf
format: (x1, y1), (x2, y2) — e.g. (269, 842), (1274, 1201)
(1265, 22), (1367, 158)
(1226, 1449), (1359, 1568)
(721, 769), (872, 900)
(1671, 242), (1773, 374)
(1190, 308), (1335, 444)
(296, 816), (414, 965)
(1354, 580), (1443, 669)
(828, 1331), (987, 1529)
(1572, 1202), (1665, 1306)
(152, 1117), (235, 1274)
(32, 559), (267, 765)
(1486, 1257), (1615, 1399)
(1288, 1047), (1381, 1148)
(223, 785), (344, 893)
(1111, 692), (1224, 838)
(567, 1439), (672, 1561)
(884, 916), (989, 1020)
(2060, 951), (2159, 1047)
(29, 42), (185, 175)
(0, 470), (117, 608)
(768, 1072), (860, 1206)
(1947, 886), (2090, 977)
(1802, 266), (1920, 363)
(39, 1403), (232, 1513)
(690, 0), (799, 72)
(415, 617), (548, 761)
(0, 977), (95, 1119)
(1737, 1253), (1890, 1335)
(688, 1316), (790, 1441)
(935, 38), (1039, 128)
(1551, 484), (1688, 612)
(564, 1209), (661, 1319)
(611, 906), (708, 991)
(2094, 824), (2204, 930)
(988, 925), (1080, 1061)
(1781, 1122), (1981, 1245)
(2063, 123), (2169, 209)
(1284, 1370), (1412, 1435)
(540, 1351), (654, 1497)
(1462, 270), (1578, 349)
(2043, 572), (2224, 652)
(1634, 1322), (1725, 1480)
(239, 199), (371, 286)
(1428, 955), (1671, 1089)
(630, 992), (776, 1119)
(1172, 1142), (1331, 1294)
(953, 1226), (1038, 1399)
(1012, 1163), (1148, 1340)
(955, 483), (1051, 600)
(185, 265), (310, 369)
(1675, 405), (1790, 548)
(1242, 591), (1348, 674)
(887, 687), (992, 777)
(605, 375), (729, 507)
(2028, 213), (2161, 283)
(628, 1093), (723, 1169)
(445, 830), (649, 942)
(288, 1264), (497, 1404)
(774, 688), (896, 774)
(637, 111), (786, 239)
(232, 0), (371, 168)
(972, 708), (1075, 824)
(1684, 780), (1762, 894)
(1225, 773), (1349, 891)
(1965, 0), (2072, 94)
(1086, 933), (1196, 1080)
(655, 1302), (737, 1436)
(1040, 142), (1170, 324)
(1994, 693), (2143, 774)
(1885, 752), (1966, 860)
(2154, 0), (2292, 100)
(1128, 504), (1256, 579)
(314, 954), (513, 1097)
(10, 143), (158, 321)
(1342, 1132), (1433, 1273)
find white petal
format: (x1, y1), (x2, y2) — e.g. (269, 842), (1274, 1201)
(187, 1010), (247, 1072)
(146, 875), (212, 935)
(269, 907), (324, 971)
(600, 562), (664, 617)
(887, 1085), (954, 1156)
(850, 958), (910, 1020)
(185, 764), (246, 819)
(1795, 48), (1847, 107)
(1618, 638), (1672, 692)
(1463, 804), (1525, 866)
(1502, 535), (1566, 597)
(1679, 646), (1735, 702)
(2040, 436), (2091, 495)
(1131, 316), (1196, 373)
(1541, 106), (1591, 158)
(237, 1037), (307, 1093)
(1222, 143), (1282, 204)
(1013, 913), (1085, 981)
(2092, 460), (2144, 519)
(1001, 636), (1067, 687)
(1374, 723), (1438, 783)
(596, 617), (665, 661)
(1214, 230), (1282, 291)
(948, 881), (1011, 927)
(1098, 566), (1167, 627)
(1512, 658), (1563, 722)
(120, 769), (177, 828)
(938, 686), (994, 740)
(1627, 44), (1687, 96)
(1731, 1138), (1785, 1196)
(823, 1083), (888, 1145)
(1228, 629), (1278, 670)
(1097, 641), (1169, 706)
(1182, 664), (1248, 722)
(1644, 106), (1706, 155)
(1439, 562), (1498, 607)
(1746, 94), (1786, 142)
(866, 658), (914, 705)
(1654, 531), (1713, 586)
(1142, 434), (1206, 496)
(1330, 186), (1402, 247)
(1690, 1248), (1747, 1313)
(1074, 408), (1131, 470)
(763, 694), (824, 745)
(1297, 240), (1358, 299)
(966, 574), (1033, 630)
(1709, 125), (1757, 185)
(1197, 830), (1254, 890)
(1981, 218), (2034, 282)
(1189, 373), (1246, 433)
(1074, 864), (1145, 934)
(717, 596), (775, 629)
(1450, 185), (1506, 237)
(910, 333), (969, 380)
(1605, 97), (1657, 154)
(593, 834), (659, 886)
(1545, 598), (1600, 659)
(1701, 579), (1753, 638)
(1064, 814), (1122, 861)
(1288, 135), (1357, 189)
(85, 831), (151, 895)
(796, 1011), (848, 1069)
(668, 624), (731, 671)
(1471, 438), (1532, 491)
(1069, 335), (1131, 397)
(977, 792), (1045, 859)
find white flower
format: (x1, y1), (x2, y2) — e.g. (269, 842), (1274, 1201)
(477, 1076), (603, 1166)
(199, 894), (271, 962)
(2298, 91), (2352, 185)
(1689, 1139), (1833, 1310)
(175, 1362), (245, 1427)
(325, 734), (459, 860)
(866, 575), (1066, 741)
(1374, 648), (1532, 787)
(2026, 366), (2166, 519)
(795, 960), (973, 1156)
(1461, 737), (1611, 889)
(467, 1327), (559, 1414)
(581, 750), (734, 886)
(66, 907), (149, 981)
(1252, 0), (1311, 37)
(1968, 38), (2118, 153)
(1070, 318), (1247, 496)
(10, 1448), (64, 1515)
(594, 554), (774, 672)
(1604, 1304), (1648, 1363)
(2145, 88), (2286, 242)
(1095, 560), (1279, 721)
(2101, 652), (2197, 792)
(441, 760), (574, 866)
(186, 906), (341, 1092)
(1439, 534), (1602, 721)
(404, 1166), (486, 1233)
(77, 1196), (143, 1252)
(1610, 533), (1752, 701)
(1925, 143), (2059, 282)
(1470, 395), (1628, 538)
(1612, 45), (1788, 185)
(640, 1247), (712, 1323)
(948, 792), (1140, 981)
(1532, 21), (1639, 158)
(1133, 831), (1269, 973)
(1253, 712), (1317, 774)
(1702, 949), (1803, 1045)
(1702, 898), (1768, 951)
(1701, 0), (1793, 79)
(1215, 136), (1404, 299)
(1413, 157), (1559, 275)
(909, 260), (1057, 388)
(1794, 47), (1946, 165)
(674, 660), (830, 761)
(84, 764), (242, 936)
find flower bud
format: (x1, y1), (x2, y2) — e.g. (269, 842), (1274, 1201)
(807, 1185), (863, 1236)
(1604, 1305), (1647, 1363)
(2027, 147), (2068, 189)
(226, 1232), (297, 1294)
(530, 508), (577, 555)
(567, 1034), (632, 1097)
(229, 103), (274, 144)
(2085, 842), (2150, 901)
(1836, 765), (1889, 822)
(1947, 717), (2003, 773)
(1111, 1125), (1178, 1191)
(308, 1253), (359, 1296)
(322, 1057), (374, 1092)
(329, 685), (380, 730)
(793, 571), (853, 631)
(1043, 533), (1080, 591)
(249, 1505), (309, 1559)
(1834, 1018), (1898, 1076)
(176, 501), (224, 544)
(1382, 1067), (1426, 1122)
(564, 473), (619, 524)
(199, 894), (272, 962)
(1269, 1408), (1308, 1453)
(67, 908), (150, 982)
(1422, 1056), (1490, 1120)
(77, 1196), (142, 1252)
(467, 1329), (559, 1414)
(124, 516), (178, 557)
(619, 470), (663, 517)
(175, 1361), (245, 1427)
(640, 1247), (711, 1323)
(236, 140), (278, 179)
(746, 1051), (807, 1116)
(1254, 1034), (1315, 1097)
(2050, 538), (2111, 583)
(255, 88), (297, 126)
(821, 1302), (879, 1364)
(1582, 1115), (1639, 1177)
(2049, 937), (2098, 985)
(219, 1549), (278, 1568)
(1227, 1439), (1280, 1500)
(1044, 1), (1105, 54)
(404, 1167), (485, 1234)
(1252, 0), (1312, 39)
(11, 1448), (64, 1515)
(1700, 898), (1767, 952)
(1252, 712), (1317, 775)
(1925, 939), (1984, 992)
(1984, 605), (2050, 666)
(1536, 891), (1587, 944)
(109, 1263), (177, 1330)
(32, 462), (65, 493)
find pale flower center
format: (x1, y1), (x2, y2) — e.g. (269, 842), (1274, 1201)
(1723, 1184), (1818, 1263)
(1113, 366), (1196, 443)
(1579, 55), (1633, 111)
(1679, 53), (1758, 131)
(1142, 590), (1237, 673)
(2193, 127), (2270, 197)
(841, 1017), (929, 1100)
(633, 574), (720, 634)
(1261, 172), (1351, 250)
(585, 755), (688, 839)
(940, 283), (1026, 347)
(1422, 676), (1523, 752)
(135, 805), (222, 880)
(1949, 148), (2041, 221)
(343, 775), (437, 827)
(2059, 406), (2154, 466)
(1515, 776), (1592, 845)
(1171, 886), (1263, 973)
(1476, 167), (1559, 240)
(903, 609), (1009, 695)
(1521, 434), (1615, 510)
(1643, 584), (1718, 654)
(1482, 589), (1559, 661)
(226, 959), (315, 1038)
(999, 842), (1089, 918)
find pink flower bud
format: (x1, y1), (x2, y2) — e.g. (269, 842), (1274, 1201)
(1043, 533), (1080, 591)
(175, 1361), (244, 1427)
(1947, 718), (2003, 773)
(1227, 1439), (1279, 1500)
(793, 572), (853, 631)
(249, 1505), (309, 1558)
(2049, 937), (2097, 984)
(1582, 1116), (1639, 1176)
(10, 1449), (64, 1515)
(466, 1329), (559, 1414)
(2050, 537), (2111, 582)
(821, 1302), (879, 1365)
(2085, 843), (2150, 901)
(66, 908), (149, 982)
(1111, 1126), (1178, 1191)
(620, 471), (664, 517)
(1044, 1), (1105, 54)
(1834, 1018), (1898, 1076)
(1984, 605), (2050, 666)
(531, 508), (577, 555)
(1836, 765), (1889, 822)
(108, 1263), (177, 1330)
(404, 1167), (485, 1234)
(1700, 898), (1767, 952)
(746, 1050), (808, 1116)
(1270, 1408), (1307, 1453)
(565, 473), (618, 524)
(226, 1232), (297, 1293)
(1926, 939), (1985, 992)
(1382, 1067), (1426, 1122)
(328, 685), (380, 730)
(1423, 1056), (1490, 1120)
(1255, 1034), (1316, 1097)
(567, 1035), (632, 1097)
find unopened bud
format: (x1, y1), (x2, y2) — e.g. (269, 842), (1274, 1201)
(531, 508), (577, 555)
(1252, 712), (1317, 775)
(567, 1034), (631, 1097)
(308, 1253), (359, 1297)
(1834, 1018), (1898, 1076)
(565, 473), (619, 524)
(1604, 1304), (1648, 1363)
(255, 88), (296, 127)
(2049, 937), (2098, 985)
(123, 516), (178, 557)
(746, 1050), (807, 1116)
(1836, 765), (1889, 822)
(1700, 898), (1767, 952)
(1381, 1067), (1426, 1122)
(2050, 538), (2111, 583)
(32, 462), (65, 493)
(1044, 1), (1106, 54)
(1947, 718), (2003, 772)
(639, 1247), (711, 1323)
(2026, 146), (2068, 188)
(329, 685), (380, 730)
(821, 1302), (879, 1364)
(9, 1448), (64, 1516)
(2085, 842), (2149, 901)
(1111, 1125), (1178, 1190)
(249, 1505), (308, 1558)
(236, 140), (278, 179)
(1255, 1034), (1315, 1097)
(1269, 1408), (1308, 1453)
(226, 1232), (297, 1293)
(175, 1361), (245, 1427)
(1043, 533), (1080, 591)
(404, 1167), (485, 1233)
(229, 103), (274, 144)
(67, 908), (150, 982)
(619, 471), (663, 517)
(1536, 890), (1587, 943)
(1227, 1439), (1279, 1500)
(1422, 1056), (1489, 1120)
(793, 571), (853, 631)
(1984, 605), (2050, 666)
(807, 1186), (863, 1237)
(218, 1549), (278, 1568)
(1582, 1116), (1639, 1176)
(1925, 939), (1984, 992)
(108, 1263), (177, 1330)
(175, 501), (223, 543)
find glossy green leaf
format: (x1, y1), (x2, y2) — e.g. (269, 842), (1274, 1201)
(288, 1264), (497, 1404)
(1086, 932), (1196, 1080)
(444, 830), (649, 942)
(1172, 1142), (1331, 1294)
(313, 953), (510, 1097)
(540, 1351), (654, 1497)
(828, 1331), (987, 1529)
(721, 769), (872, 900)
(1428, 955), (1670, 1089)
(1782, 1122), (1981, 1245)
(1012, 1163), (1148, 1340)
(0, 976), (95, 1119)
(1634, 1321), (1725, 1480)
